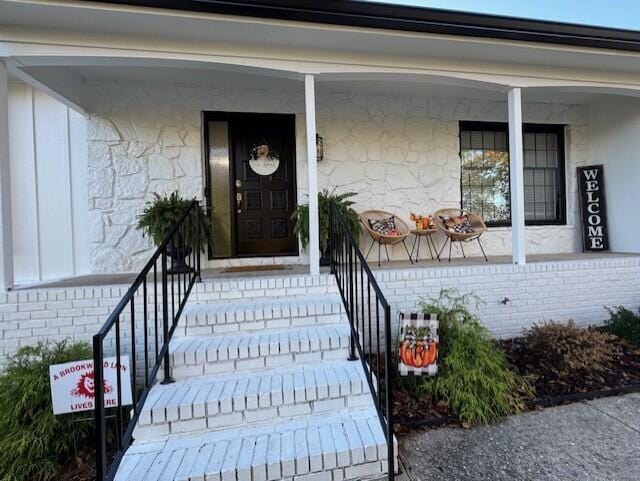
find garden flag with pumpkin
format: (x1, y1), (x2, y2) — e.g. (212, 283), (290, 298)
(398, 312), (439, 376)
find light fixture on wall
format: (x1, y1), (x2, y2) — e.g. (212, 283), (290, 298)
(316, 134), (324, 161)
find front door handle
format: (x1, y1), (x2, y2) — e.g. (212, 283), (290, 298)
(236, 192), (242, 213)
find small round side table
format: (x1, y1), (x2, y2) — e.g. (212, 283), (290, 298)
(410, 228), (441, 262)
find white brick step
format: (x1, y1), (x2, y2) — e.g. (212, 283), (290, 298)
(177, 295), (345, 337)
(117, 408), (388, 481)
(170, 324), (351, 379)
(135, 360), (373, 440)
(194, 273), (336, 303)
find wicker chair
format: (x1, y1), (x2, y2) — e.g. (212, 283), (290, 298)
(433, 208), (488, 262)
(360, 210), (413, 266)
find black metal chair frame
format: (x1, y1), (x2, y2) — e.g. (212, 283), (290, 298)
(364, 237), (413, 267)
(410, 231), (441, 262)
(437, 235), (489, 262)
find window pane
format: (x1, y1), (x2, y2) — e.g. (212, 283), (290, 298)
(483, 131), (495, 149)
(460, 130), (471, 149)
(208, 121), (232, 257)
(522, 130), (562, 223)
(471, 131), (483, 149)
(524, 133), (536, 150)
(524, 150), (536, 168)
(460, 126), (510, 224)
(461, 150), (474, 169)
(461, 124), (563, 225)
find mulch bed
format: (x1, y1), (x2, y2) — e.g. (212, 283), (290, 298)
(500, 337), (640, 400)
(58, 450), (95, 481)
(365, 353), (460, 431)
(389, 336), (640, 431)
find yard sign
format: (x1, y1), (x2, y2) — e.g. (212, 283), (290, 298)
(577, 165), (609, 251)
(398, 312), (438, 376)
(49, 356), (133, 415)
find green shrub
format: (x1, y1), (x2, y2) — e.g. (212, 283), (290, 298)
(518, 321), (620, 390)
(0, 340), (93, 481)
(400, 289), (531, 426)
(604, 306), (640, 346)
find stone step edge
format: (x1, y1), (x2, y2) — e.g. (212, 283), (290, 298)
(178, 295), (346, 335)
(191, 274), (338, 303)
(169, 324), (350, 378)
(119, 408), (388, 481)
(135, 362), (373, 440)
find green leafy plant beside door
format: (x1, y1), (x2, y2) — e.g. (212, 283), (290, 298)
(291, 190), (361, 262)
(137, 192), (212, 273)
(137, 192), (211, 247)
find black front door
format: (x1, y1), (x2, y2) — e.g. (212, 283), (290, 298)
(230, 113), (298, 257)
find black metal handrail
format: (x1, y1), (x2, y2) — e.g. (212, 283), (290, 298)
(93, 200), (202, 481)
(329, 202), (395, 480)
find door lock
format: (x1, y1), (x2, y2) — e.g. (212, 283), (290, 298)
(236, 192), (242, 213)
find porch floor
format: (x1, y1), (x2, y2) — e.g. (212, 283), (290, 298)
(368, 251), (637, 271)
(13, 252), (637, 290)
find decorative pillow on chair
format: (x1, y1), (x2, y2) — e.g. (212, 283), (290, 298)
(369, 216), (400, 236)
(439, 215), (456, 230)
(439, 214), (474, 234)
(452, 215), (475, 234)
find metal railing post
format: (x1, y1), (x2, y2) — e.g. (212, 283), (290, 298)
(93, 335), (106, 481)
(330, 206), (396, 480)
(348, 239), (357, 361)
(161, 249), (173, 384)
(329, 202), (335, 274)
(384, 303), (394, 480)
(93, 202), (199, 477)
(195, 201), (202, 281)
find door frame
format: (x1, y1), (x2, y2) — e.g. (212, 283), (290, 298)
(202, 111), (299, 259)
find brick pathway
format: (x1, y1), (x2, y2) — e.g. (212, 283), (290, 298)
(398, 393), (640, 481)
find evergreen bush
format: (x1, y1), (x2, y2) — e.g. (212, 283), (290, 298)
(0, 341), (93, 481)
(400, 289), (532, 425)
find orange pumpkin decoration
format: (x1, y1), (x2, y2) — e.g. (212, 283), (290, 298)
(399, 341), (414, 366)
(422, 340), (437, 367)
(399, 335), (438, 368)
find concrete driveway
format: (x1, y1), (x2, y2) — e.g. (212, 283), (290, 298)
(399, 393), (640, 481)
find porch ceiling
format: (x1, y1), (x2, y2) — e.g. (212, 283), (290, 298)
(11, 61), (634, 115)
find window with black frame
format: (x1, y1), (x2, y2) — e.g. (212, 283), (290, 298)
(459, 122), (566, 226)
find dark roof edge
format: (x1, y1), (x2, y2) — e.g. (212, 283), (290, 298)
(83, 0), (640, 53)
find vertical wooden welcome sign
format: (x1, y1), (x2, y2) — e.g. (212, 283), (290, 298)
(577, 165), (609, 251)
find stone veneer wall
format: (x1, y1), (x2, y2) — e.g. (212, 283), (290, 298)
(85, 80), (589, 274)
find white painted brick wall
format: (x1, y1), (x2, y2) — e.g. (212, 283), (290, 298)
(374, 256), (640, 338)
(0, 274), (336, 369)
(1, 258), (638, 368)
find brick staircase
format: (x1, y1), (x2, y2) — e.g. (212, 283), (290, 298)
(115, 273), (390, 481)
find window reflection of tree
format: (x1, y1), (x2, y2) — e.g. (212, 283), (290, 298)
(462, 148), (510, 224)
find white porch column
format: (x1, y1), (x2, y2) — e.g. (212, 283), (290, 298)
(0, 61), (14, 289)
(508, 87), (526, 265)
(304, 74), (320, 275)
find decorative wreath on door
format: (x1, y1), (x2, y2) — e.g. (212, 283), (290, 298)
(249, 140), (280, 176)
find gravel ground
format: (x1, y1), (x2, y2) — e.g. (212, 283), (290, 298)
(398, 393), (640, 481)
